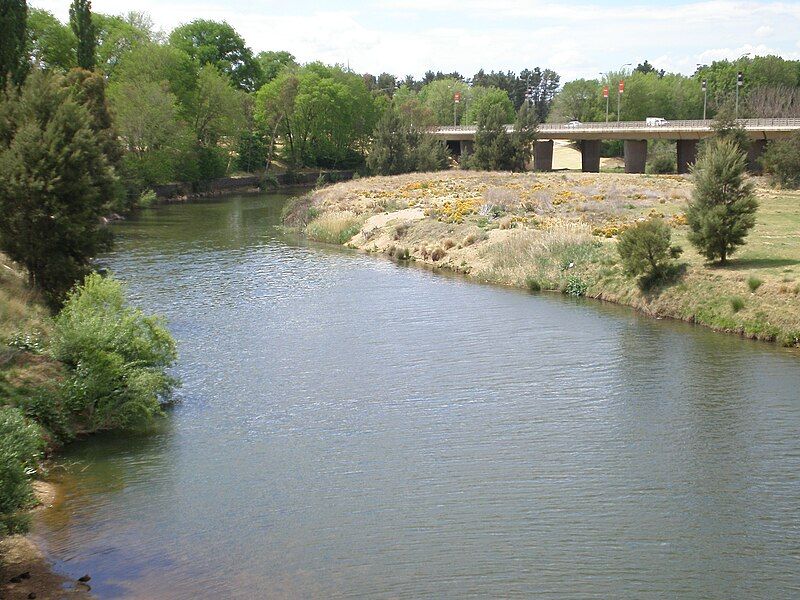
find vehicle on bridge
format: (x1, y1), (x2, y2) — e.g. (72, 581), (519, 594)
(646, 117), (668, 127)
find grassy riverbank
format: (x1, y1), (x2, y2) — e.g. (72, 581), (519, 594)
(289, 171), (800, 347)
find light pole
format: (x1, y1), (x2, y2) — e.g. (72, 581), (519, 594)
(735, 53), (750, 119)
(696, 64), (707, 120)
(617, 63), (631, 123)
(599, 72), (609, 122)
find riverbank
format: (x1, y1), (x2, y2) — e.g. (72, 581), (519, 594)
(289, 171), (800, 347)
(152, 169), (356, 201)
(1, 484), (93, 600)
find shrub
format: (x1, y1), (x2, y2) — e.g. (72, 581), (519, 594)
(51, 273), (178, 430)
(647, 141), (676, 174)
(0, 407), (44, 535)
(137, 189), (157, 208)
(761, 132), (800, 189)
(730, 296), (745, 312)
(526, 277), (542, 292)
(564, 275), (588, 297)
(617, 218), (683, 289)
(430, 247), (446, 262)
(687, 139), (758, 264)
(747, 276), (763, 292)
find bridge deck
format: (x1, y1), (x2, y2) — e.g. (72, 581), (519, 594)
(432, 118), (800, 141)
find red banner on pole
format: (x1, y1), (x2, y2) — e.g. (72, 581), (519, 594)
(603, 86), (609, 98)
(454, 92), (461, 103)
(618, 81), (625, 94)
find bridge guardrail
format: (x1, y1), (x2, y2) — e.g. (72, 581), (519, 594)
(432, 118), (800, 134)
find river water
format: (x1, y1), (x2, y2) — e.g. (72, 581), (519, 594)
(34, 192), (800, 599)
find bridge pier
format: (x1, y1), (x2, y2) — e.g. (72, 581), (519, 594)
(533, 140), (553, 171)
(459, 140), (474, 158)
(580, 140), (601, 173)
(746, 139), (767, 174)
(676, 140), (698, 174)
(624, 140), (648, 174)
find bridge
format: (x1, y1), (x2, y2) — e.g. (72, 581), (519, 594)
(431, 118), (800, 174)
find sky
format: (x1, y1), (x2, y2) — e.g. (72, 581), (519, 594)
(31, 0), (800, 81)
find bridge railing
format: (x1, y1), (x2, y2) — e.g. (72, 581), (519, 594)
(432, 118), (800, 133)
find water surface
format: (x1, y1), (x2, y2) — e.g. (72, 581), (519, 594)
(35, 192), (800, 599)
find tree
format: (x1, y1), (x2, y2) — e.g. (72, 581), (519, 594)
(70, 0), (96, 70)
(169, 20), (261, 92)
(0, 0), (28, 87)
(548, 78), (602, 122)
(418, 78), (471, 125)
(469, 104), (515, 171)
(367, 106), (414, 175)
(0, 70), (117, 305)
(510, 102), (538, 171)
(108, 77), (194, 186)
(27, 8), (77, 72)
(617, 218), (682, 288)
(191, 64), (246, 147)
(93, 12), (153, 77)
(255, 50), (296, 87)
(256, 63), (379, 168)
(464, 86), (514, 125)
(687, 139), (758, 264)
(761, 132), (800, 188)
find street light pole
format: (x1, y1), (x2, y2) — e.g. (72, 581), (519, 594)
(702, 78), (707, 120)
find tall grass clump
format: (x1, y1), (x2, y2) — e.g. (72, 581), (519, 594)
(479, 221), (596, 286)
(51, 274), (178, 430)
(0, 407), (44, 534)
(306, 211), (364, 245)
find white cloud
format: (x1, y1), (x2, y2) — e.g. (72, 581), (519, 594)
(29, 0), (800, 80)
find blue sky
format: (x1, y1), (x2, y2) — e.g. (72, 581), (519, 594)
(32, 1), (800, 80)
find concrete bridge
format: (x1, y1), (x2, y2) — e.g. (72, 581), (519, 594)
(431, 118), (800, 174)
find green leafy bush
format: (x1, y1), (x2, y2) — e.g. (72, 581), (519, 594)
(564, 275), (588, 297)
(0, 407), (44, 534)
(761, 132), (800, 189)
(617, 218), (683, 289)
(51, 274), (178, 430)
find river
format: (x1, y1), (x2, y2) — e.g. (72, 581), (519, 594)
(33, 191), (800, 599)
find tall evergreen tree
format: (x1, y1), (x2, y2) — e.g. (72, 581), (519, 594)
(686, 139), (758, 264)
(0, 0), (28, 88)
(0, 70), (117, 305)
(69, 0), (96, 70)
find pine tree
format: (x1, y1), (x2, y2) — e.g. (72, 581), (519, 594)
(469, 104), (515, 171)
(0, 0), (28, 88)
(686, 139), (758, 264)
(69, 0), (96, 70)
(0, 70), (117, 305)
(367, 107), (414, 175)
(510, 102), (538, 171)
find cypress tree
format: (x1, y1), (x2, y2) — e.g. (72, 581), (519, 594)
(69, 0), (96, 70)
(0, 0), (28, 88)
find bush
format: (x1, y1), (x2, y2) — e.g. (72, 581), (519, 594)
(617, 218), (683, 288)
(51, 274), (178, 430)
(687, 139), (758, 264)
(526, 277), (542, 292)
(761, 132), (800, 188)
(564, 275), (588, 297)
(730, 296), (745, 312)
(647, 141), (676, 174)
(0, 407), (44, 535)
(137, 189), (157, 208)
